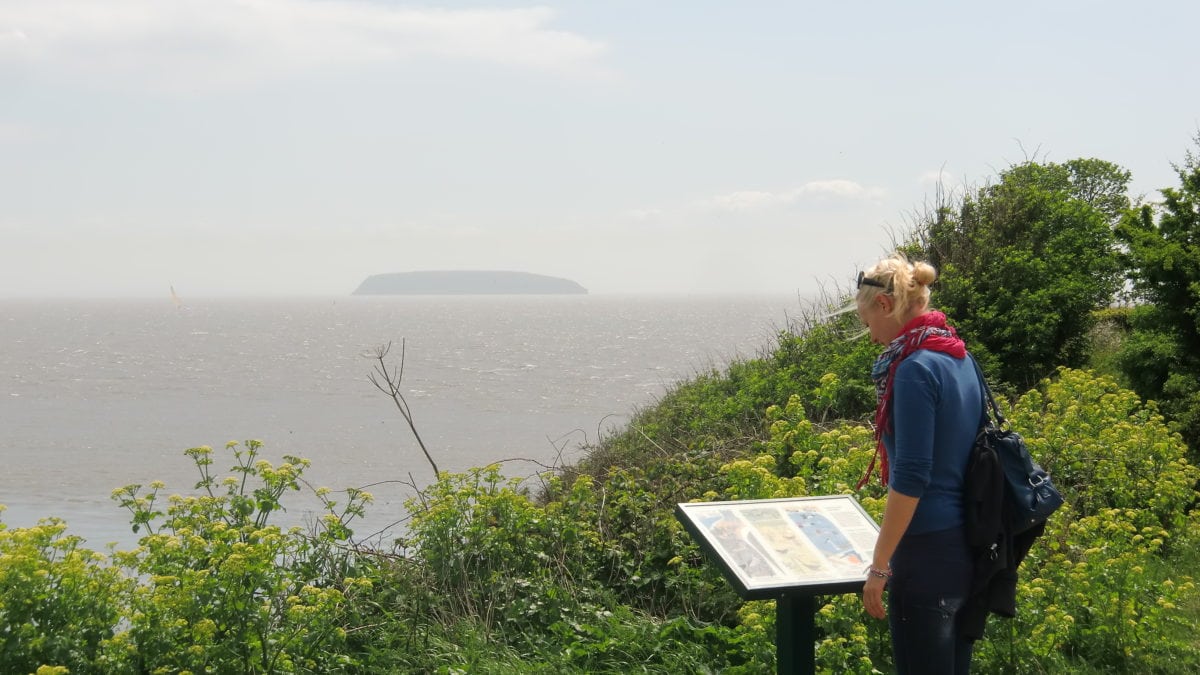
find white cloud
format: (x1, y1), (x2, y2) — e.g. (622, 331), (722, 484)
(0, 1), (608, 89)
(710, 190), (787, 211)
(795, 179), (885, 199)
(708, 179), (885, 212)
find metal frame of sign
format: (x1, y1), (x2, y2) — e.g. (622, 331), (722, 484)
(675, 495), (880, 600)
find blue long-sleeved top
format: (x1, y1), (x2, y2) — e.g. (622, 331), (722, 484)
(882, 349), (983, 535)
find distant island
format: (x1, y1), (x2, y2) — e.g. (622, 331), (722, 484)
(352, 271), (588, 296)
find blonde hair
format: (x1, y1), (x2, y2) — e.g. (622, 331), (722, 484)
(856, 253), (937, 320)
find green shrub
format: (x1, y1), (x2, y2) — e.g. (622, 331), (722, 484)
(4, 366), (1195, 673)
(1010, 368), (1198, 525)
(399, 463), (767, 672)
(692, 370), (1198, 673)
(108, 441), (371, 674)
(917, 159), (1128, 390)
(0, 515), (128, 675)
(1115, 136), (1200, 452)
(987, 369), (1200, 672)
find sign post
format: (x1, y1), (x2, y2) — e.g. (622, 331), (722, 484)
(675, 495), (880, 675)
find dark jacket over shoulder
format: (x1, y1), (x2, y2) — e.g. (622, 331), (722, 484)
(959, 438), (1046, 640)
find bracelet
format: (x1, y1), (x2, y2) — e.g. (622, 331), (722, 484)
(866, 566), (891, 580)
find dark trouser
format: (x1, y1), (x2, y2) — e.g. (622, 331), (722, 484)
(888, 526), (974, 675)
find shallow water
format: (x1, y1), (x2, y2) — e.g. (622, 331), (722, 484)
(0, 294), (800, 547)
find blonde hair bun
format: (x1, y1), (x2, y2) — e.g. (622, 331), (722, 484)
(912, 261), (937, 287)
(857, 252), (938, 320)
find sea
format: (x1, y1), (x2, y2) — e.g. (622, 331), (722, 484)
(0, 294), (802, 549)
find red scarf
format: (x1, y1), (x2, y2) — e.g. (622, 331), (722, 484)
(857, 311), (966, 489)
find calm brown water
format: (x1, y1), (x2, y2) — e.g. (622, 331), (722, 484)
(1, 294), (800, 547)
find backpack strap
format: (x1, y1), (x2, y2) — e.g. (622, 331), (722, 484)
(967, 353), (1007, 429)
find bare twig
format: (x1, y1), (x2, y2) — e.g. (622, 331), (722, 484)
(368, 340), (440, 478)
(634, 425), (671, 458)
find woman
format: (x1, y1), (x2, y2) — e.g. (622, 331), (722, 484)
(856, 254), (982, 674)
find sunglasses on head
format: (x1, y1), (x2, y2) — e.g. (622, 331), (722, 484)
(857, 271), (888, 290)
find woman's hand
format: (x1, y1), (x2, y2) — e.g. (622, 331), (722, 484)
(863, 573), (888, 620)
(863, 488), (918, 621)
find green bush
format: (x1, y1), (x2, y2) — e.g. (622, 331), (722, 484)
(1114, 135), (1200, 452)
(417, 367), (1197, 673)
(0, 515), (128, 675)
(2, 364), (1195, 673)
(406, 465), (597, 635)
(0, 442), (377, 674)
(700, 370), (1198, 673)
(993, 369), (1200, 672)
(392, 463), (760, 672)
(107, 441), (371, 674)
(1010, 368), (1198, 524)
(916, 159), (1128, 391)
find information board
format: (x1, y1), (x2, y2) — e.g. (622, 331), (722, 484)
(675, 495), (880, 599)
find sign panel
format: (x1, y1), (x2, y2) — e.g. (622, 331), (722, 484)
(675, 495), (880, 599)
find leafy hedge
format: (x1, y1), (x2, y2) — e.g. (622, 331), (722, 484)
(2, 442), (373, 675)
(2, 368), (1197, 673)
(386, 368), (1198, 673)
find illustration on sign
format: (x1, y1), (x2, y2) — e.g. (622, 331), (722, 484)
(678, 496), (879, 594)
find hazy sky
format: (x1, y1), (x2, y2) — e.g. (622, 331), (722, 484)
(2, 0), (1197, 297)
